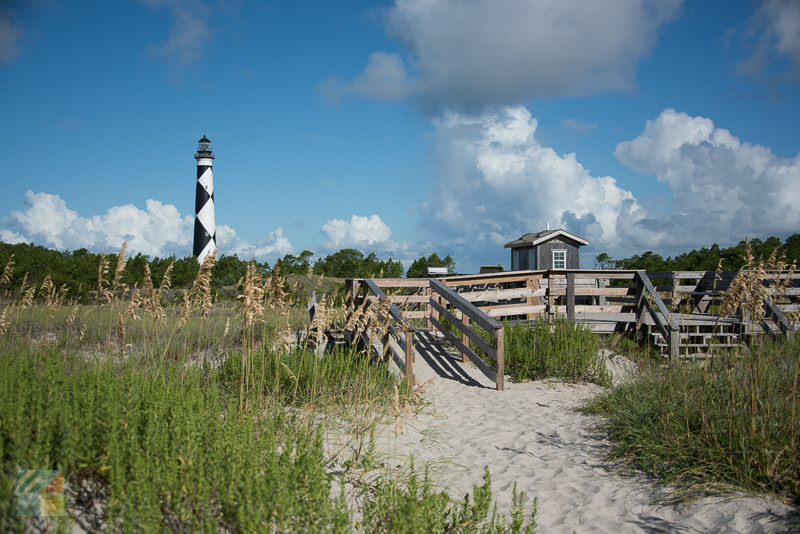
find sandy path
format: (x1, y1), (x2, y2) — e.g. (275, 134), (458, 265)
(374, 332), (797, 534)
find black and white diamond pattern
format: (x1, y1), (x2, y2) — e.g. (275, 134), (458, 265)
(193, 162), (215, 262)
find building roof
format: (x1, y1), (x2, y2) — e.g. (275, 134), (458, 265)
(504, 229), (589, 248)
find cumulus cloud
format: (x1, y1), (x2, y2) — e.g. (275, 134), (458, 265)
(419, 105), (800, 265)
(319, 214), (417, 260)
(140, 0), (214, 68)
(328, 0), (683, 112)
(319, 52), (418, 105)
(734, 0), (800, 82)
(615, 108), (800, 242)
(420, 106), (645, 254)
(0, 191), (292, 261)
(321, 214), (393, 249)
(217, 226), (293, 259)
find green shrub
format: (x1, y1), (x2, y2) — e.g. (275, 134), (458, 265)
(362, 464), (537, 533)
(504, 317), (609, 386)
(0, 346), (348, 532)
(582, 338), (800, 504)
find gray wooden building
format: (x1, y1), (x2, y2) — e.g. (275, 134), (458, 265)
(505, 229), (588, 271)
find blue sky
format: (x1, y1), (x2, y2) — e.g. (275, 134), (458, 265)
(1, 0), (799, 273)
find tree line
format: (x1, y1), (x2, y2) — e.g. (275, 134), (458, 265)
(594, 234), (800, 272)
(0, 242), (457, 303)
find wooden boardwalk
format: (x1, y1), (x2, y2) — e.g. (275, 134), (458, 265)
(338, 269), (799, 390)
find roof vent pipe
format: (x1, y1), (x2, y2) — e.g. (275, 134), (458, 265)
(546, 222), (549, 231)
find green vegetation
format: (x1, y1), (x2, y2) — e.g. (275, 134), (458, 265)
(0, 243), (459, 306)
(0, 346), (350, 532)
(437, 310), (608, 387)
(0, 245), (539, 532)
(504, 318), (609, 386)
(314, 248), (405, 279)
(584, 240), (800, 505)
(406, 252), (457, 279)
(363, 465), (537, 534)
(595, 234), (800, 272)
(582, 339), (800, 505)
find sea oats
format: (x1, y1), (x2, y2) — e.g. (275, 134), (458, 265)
(19, 273), (35, 309)
(0, 254), (14, 291)
(239, 257), (264, 331)
(97, 251), (110, 303)
(125, 284), (142, 320)
(111, 240), (129, 298)
(0, 305), (9, 335)
(39, 274), (54, 306)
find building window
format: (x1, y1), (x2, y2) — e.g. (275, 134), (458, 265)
(553, 250), (566, 269)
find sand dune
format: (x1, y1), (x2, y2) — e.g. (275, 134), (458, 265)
(372, 332), (797, 533)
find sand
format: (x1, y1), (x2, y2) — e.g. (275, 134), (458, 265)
(366, 332), (798, 533)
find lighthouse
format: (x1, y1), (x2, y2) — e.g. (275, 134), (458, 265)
(193, 136), (216, 263)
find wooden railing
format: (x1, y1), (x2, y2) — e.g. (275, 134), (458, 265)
(344, 278), (417, 387)
(635, 271), (680, 358)
(764, 297), (796, 342)
(334, 270), (798, 383)
(428, 278), (505, 391)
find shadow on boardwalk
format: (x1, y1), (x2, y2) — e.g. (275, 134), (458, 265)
(413, 331), (492, 389)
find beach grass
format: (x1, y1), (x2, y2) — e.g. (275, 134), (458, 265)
(583, 239), (800, 505)
(0, 245), (540, 533)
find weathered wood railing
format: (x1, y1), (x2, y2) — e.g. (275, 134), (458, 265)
(635, 271), (680, 358)
(428, 278), (505, 390)
(335, 270), (798, 380)
(344, 278), (417, 387)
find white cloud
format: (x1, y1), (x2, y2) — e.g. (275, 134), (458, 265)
(420, 106), (644, 255)
(419, 105), (800, 266)
(0, 191), (292, 261)
(0, 9), (25, 64)
(319, 214), (418, 263)
(140, 0), (214, 68)
(321, 214), (393, 249)
(614, 108), (800, 242)
(0, 229), (27, 245)
(318, 52), (418, 105)
(735, 0), (800, 82)
(331, 0), (683, 111)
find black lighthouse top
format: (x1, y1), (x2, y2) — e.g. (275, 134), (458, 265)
(195, 136), (215, 160)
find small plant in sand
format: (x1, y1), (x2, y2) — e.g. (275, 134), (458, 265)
(503, 316), (609, 386)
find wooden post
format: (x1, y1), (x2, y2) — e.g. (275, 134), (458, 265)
(668, 326), (679, 359)
(405, 329), (414, 387)
(425, 284), (432, 329)
(495, 326), (504, 391)
(635, 273), (645, 338)
(548, 275), (555, 324)
(462, 315), (470, 363)
(382, 332), (391, 362)
(598, 278), (606, 306)
(566, 272), (575, 325)
(345, 279), (354, 327)
(430, 287), (439, 331)
(526, 276), (535, 321)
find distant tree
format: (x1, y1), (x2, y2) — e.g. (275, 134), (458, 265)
(593, 252), (615, 270)
(312, 249), (405, 279)
(406, 253), (456, 278)
(275, 250), (314, 276)
(171, 256), (200, 289)
(212, 254), (248, 288)
(314, 249), (364, 278)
